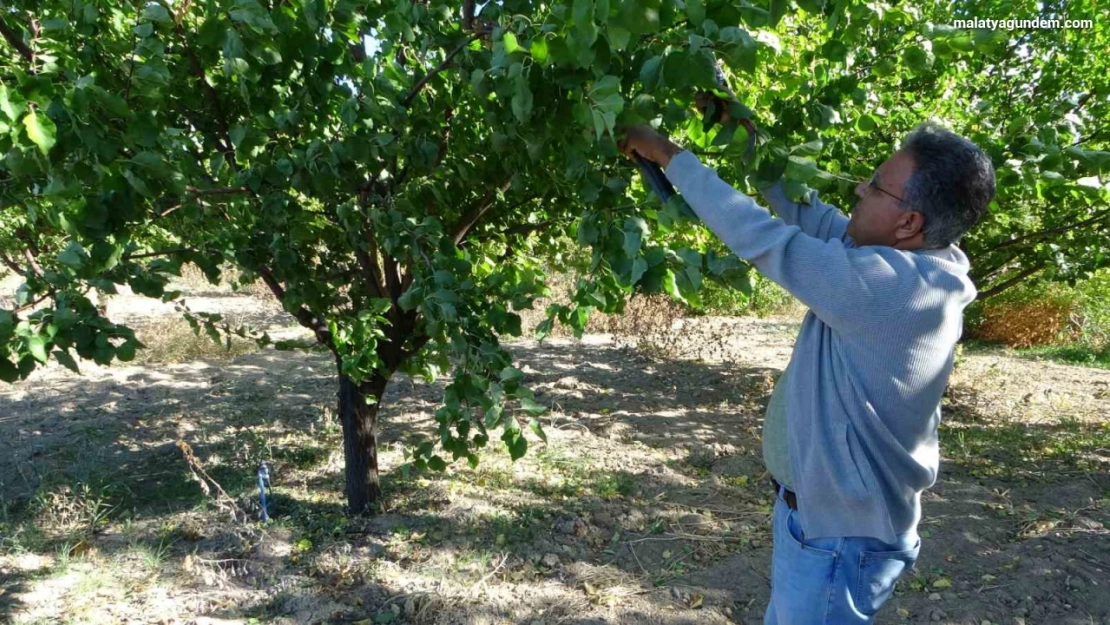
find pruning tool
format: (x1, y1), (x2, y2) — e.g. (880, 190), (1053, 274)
(632, 63), (758, 205)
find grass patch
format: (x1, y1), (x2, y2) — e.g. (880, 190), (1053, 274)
(1013, 343), (1110, 369)
(134, 317), (262, 364)
(942, 414), (1110, 481)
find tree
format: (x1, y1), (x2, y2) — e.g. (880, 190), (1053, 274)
(2, 0), (1107, 513)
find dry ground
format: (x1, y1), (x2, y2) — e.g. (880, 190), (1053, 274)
(1, 289), (1109, 625)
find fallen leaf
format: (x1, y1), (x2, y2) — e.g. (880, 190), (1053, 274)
(932, 578), (952, 589)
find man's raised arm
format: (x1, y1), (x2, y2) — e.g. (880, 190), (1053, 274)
(758, 181), (851, 243)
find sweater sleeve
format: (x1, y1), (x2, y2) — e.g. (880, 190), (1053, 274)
(759, 181), (851, 243)
(665, 151), (917, 331)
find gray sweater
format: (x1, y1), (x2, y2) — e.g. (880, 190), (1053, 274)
(665, 151), (976, 542)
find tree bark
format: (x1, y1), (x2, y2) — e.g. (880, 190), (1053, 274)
(337, 370), (389, 514)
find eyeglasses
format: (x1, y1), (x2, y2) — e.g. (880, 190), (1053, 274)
(865, 174), (904, 203)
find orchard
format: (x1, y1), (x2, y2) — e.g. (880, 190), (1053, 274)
(1, 1), (1108, 622)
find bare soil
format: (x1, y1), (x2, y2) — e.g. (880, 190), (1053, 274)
(1, 292), (1108, 625)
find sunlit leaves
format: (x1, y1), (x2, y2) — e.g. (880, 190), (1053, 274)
(22, 109), (56, 155)
(902, 44), (935, 75)
(588, 75), (623, 141)
(3, 0), (1108, 486)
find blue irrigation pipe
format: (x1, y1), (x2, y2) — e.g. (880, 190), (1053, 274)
(257, 462), (271, 522)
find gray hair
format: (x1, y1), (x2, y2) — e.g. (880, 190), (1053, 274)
(899, 122), (996, 248)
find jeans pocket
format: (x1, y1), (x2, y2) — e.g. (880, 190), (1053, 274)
(785, 506), (840, 556)
(853, 541), (920, 616)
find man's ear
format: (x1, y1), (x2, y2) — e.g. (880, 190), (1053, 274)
(896, 210), (926, 239)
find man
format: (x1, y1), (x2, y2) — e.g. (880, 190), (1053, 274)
(619, 121), (996, 624)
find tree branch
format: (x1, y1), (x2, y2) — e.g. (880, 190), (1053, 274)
(433, 106), (454, 169)
(401, 34), (482, 107)
(1068, 128), (1107, 147)
(124, 247), (197, 260)
(157, 186), (252, 218)
(21, 247), (43, 277)
(0, 16), (34, 64)
(977, 262), (1047, 300)
(450, 180), (513, 246)
(971, 249), (1021, 283)
(159, 0), (239, 173)
(256, 266), (333, 347)
(354, 246), (386, 299)
(0, 252), (26, 276)
(988, 208), (1110, 253)
(11, 290), (52, 314)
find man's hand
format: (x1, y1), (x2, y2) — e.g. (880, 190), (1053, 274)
(694, 92), (732, 125)
(618, 125), (683, 169)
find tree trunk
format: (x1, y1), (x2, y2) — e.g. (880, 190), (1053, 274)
(337, 371), (389, 514)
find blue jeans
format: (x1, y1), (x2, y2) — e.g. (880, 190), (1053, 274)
(764, 488), (920, 625)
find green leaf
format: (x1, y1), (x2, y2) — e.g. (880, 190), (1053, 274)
(591, 109), (606, 142)
(663, 269), (685, 303)
(631, 257), (648, 284)
(141, 4), (172, 23)
(229, 0), (277, 32)
(116, 340), (137, 362)
(23, 109), (57, 156)
(0, 83), (25, 121)
(0, 310), (13, 342)
(485, 403), (504, 428)
(520, 397), (547, 416)
(903, 44), (935, 74)
(504, 430), (528, 461)
(503, 32), (521, 54)
(529, 419), (548, 443)
(57, 240), (87, 268)
(791, 139), (823, 156)
(500, 366), (525, 385)
(531, 37), (549, 63)
(427, 455), (448, 472)
(27, 335), (49, 363)
(573, 0), (593, 26)
(686, 0), (706, 26)
(769, 0), (787, 28)
(614, 0), (661, 35)
(856, 114), (877, 132)
(577, 211), (601, 245)
(639, 56), (663, 92)
(511, 81), (533, 124)
(398, 286), (423, 311)
(810, 104), (841, 129)
(785, 156), (819, 182)
(797, 0), (825, 14)
(607, 25), (631, 50)
(872, 58), (896, 77)
(622, 217), (647, 257)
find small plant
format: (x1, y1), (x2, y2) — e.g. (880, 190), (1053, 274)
(33, 482), (116, 538)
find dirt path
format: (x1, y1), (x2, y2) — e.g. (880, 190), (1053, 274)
(1, 303), (1108, 625)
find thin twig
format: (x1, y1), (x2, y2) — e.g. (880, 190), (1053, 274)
(628, 544), (649, 577)
(0, 16), (35, 64)
(401, 34), (483, 107)
(468, 552), (508, 596)
(176, 440), (247, 522)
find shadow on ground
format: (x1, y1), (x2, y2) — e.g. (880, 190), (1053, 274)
(1, 336), (1108, 624)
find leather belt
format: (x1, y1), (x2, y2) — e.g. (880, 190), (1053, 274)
(772, 479), (798, 511)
